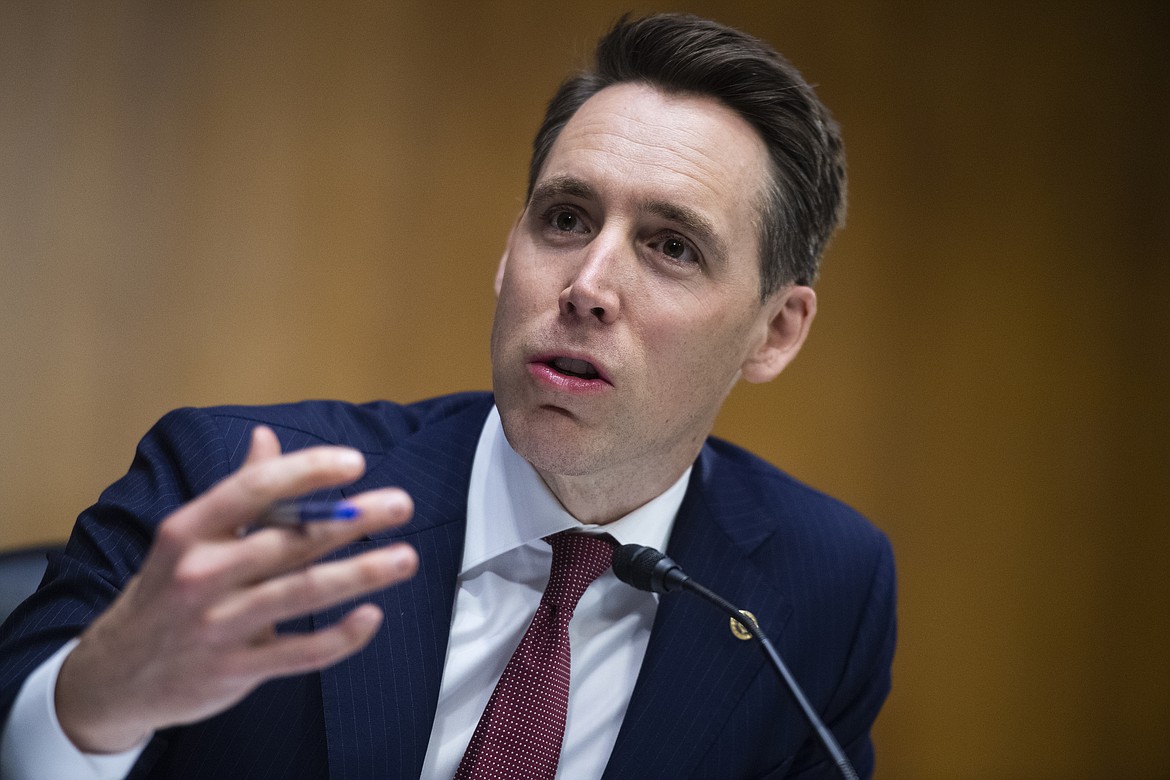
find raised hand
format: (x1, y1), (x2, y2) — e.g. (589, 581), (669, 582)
(54, 426), (418, 753)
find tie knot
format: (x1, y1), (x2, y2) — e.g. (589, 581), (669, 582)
(541, 531), (614, 613)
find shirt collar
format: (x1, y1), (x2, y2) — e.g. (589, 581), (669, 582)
(461, 406), (689, 574)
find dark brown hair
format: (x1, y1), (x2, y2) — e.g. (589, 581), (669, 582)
(528, 13), (846, 296)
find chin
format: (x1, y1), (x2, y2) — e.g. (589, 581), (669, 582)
(497, 406), (604, 478)
(520, 446), (601, 478)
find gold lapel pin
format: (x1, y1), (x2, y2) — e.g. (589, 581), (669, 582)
(730, 609), (759, 640)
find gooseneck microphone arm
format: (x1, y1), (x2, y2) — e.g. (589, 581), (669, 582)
(611, 543), (859, 780)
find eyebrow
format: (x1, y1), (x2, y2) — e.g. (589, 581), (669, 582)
(530, 175), (728, 265)
(530, 175), (595, 204)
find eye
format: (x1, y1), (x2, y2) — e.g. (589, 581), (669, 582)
(651, 234), (701, 266)
(663, 237), (687, 259)
(534, 204), (591, 245)
(550, 209), (585, 233)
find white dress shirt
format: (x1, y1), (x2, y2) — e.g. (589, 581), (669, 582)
(1, 406), (687, 780)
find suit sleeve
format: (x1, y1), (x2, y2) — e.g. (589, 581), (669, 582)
(784, 533), (897, 779)
(0, 407), (237, 734)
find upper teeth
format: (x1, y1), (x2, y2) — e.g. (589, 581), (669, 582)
(553, 357), (595, 377)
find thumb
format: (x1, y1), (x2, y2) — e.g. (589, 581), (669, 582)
(243, 425), (283, 465)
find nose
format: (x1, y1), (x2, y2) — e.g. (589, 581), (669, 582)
(559, 240), (622, 324)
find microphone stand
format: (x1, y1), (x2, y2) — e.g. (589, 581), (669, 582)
(612, 543), (858, 780)
(681, 578), (859, 780)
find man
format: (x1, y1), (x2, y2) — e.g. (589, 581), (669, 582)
(0, 13), (895, 779)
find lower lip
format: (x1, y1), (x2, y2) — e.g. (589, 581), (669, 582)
(528, 363), (612, 395)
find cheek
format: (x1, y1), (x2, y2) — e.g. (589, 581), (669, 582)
(490, 281), (525, 351)
(492, 270), (553, 358)
(651, 310), (756, 383)
(494, 273), (535, 326)
(499, 252), (557, 311)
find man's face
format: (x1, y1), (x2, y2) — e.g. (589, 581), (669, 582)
(491, 82), (791, 495)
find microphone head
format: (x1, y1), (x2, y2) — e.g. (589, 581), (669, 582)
(612, 544), (688, 594)
(612, 544), (663, 592)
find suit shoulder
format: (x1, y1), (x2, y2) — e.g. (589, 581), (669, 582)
(168, 392), (493, 456)
(700, 436), (889, 559)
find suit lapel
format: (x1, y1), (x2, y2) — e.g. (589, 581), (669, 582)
(313, 398), (492, 779)
(603, 445), (793, 778)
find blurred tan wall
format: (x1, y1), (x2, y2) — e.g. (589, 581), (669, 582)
(1, 1), (1166, 777)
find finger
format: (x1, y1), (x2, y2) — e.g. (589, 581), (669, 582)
(167, 444), (367, 539)
(205, 488), (414, 589)
(206, 543), (418, 638)
(236, 603), (386, 679)
(242, 426), (283, 466)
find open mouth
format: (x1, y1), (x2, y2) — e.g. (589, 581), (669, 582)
(548, 357), (600, 380)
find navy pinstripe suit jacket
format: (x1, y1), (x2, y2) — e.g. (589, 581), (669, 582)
(0, 392), (895, 779)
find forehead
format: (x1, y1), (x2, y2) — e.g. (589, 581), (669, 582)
(537, 83), (770, 255)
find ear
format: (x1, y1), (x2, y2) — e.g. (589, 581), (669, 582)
(741, 285), (817, 384)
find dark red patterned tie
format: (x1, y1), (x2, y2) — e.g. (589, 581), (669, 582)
(455, 531), (614, 780)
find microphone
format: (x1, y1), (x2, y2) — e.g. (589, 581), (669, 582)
(612, 544), (859, 780)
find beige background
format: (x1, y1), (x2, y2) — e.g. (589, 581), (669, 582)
(2, 1), (1167, 777)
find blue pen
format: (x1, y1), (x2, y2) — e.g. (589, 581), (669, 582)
(257, 499), (361, 527)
